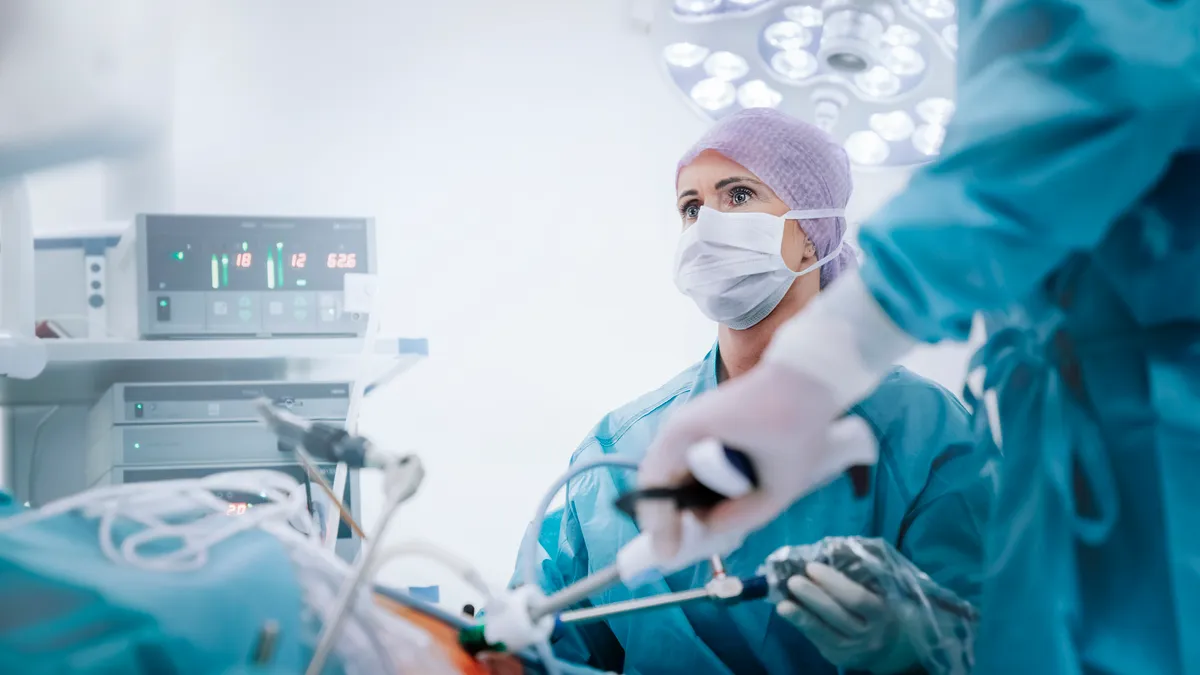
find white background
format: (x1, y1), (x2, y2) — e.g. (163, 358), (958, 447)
(22, 0), (978, 612)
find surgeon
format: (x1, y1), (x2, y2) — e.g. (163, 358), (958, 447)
(509, 108), (996, 675)
(638, 2), (1200, 675)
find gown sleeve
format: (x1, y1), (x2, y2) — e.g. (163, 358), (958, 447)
(860, 372), (997, 607)
(858, 0), (1199, 342)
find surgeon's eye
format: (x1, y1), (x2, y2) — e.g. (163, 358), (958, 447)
(728, 186), (756, 207)
(680, 201), (701, 220)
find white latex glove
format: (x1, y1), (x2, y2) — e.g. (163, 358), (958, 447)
(636, 274), (915, 560)
(636, 365), (874, 557)
(777, 562), (919, 674)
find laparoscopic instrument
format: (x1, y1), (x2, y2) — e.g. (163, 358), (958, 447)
(553, 560), (771, 626)
(460, 419), (883, 657)
(456, 438), (769, 656)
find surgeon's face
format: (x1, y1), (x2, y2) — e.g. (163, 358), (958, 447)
(675, 150), (816, 272)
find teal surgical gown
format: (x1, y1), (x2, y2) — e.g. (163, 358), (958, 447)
(512, 346), (996, 675)
(855, 2), (1200, 673)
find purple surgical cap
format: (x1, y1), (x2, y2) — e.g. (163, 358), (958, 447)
(677, 108), (855, 288)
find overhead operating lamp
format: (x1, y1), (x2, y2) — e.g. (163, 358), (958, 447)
(646, 0), (958, 168)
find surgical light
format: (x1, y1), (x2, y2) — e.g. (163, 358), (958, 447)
(664, 42), (711, 67)
(738, 80), (784, 108)
(941, 25), (957, 49)
(855, 66), (902, 98)
(676, 0), (723, 13)
(909, 0), (955, 20)
(705, 51), (751, 80)
(884, 46), (926, 76)
(916, 96), (955, 125)
(869, 110), (915, 141)
(785, 5), (824, 27)
(692, 77), (738, 110)
(845, 130), (890, 166)
(882, 25), (921, 47)
(764, 21), (813, 50)
(820, 7), (886, 73)
(772, 49), (820, 81)
(912, 123), (946, 155)
(649, 0), (958, 168)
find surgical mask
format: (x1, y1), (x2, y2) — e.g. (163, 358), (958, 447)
(674, 206), (845, 329)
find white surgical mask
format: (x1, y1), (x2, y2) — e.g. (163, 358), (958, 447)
(674, 205), (845, 329)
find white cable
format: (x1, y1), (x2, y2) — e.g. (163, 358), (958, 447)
(371, 540), (493, 601)
(521, 457), (641, 588)
(282, 529), (448, 675)
(368, 538), (563, 672)
(305, 457), (425, 675)
(266, 508), (446, 675)
(0, 469), (450, 674)
(0, 471), (310, 578)
(504, 457), (640, 675)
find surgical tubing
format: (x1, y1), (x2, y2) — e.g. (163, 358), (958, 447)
(371, 541), (492, 601)
(521, 457), (642, 589)
(306, 462), (423, 675)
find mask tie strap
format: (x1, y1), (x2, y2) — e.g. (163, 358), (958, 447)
(782, 208), (848, 278)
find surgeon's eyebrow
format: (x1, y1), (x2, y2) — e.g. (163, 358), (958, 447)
(676, 175), (766, 202)
(714, 176), (764, 190)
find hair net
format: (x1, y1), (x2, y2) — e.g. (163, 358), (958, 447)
(677, 108), (856, 288)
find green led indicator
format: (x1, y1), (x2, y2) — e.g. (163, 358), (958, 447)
(242, 241), (249, 252)
(135, 403), (143, 410)
(173, 251), (184, 260)
(133, 443), (140, 449)
(159, 299), (168, 307)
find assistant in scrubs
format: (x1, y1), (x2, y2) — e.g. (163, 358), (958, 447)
(639, 2), (1200, 674)
(511, 109), (996, 675)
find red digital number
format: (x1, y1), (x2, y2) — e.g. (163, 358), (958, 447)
(235, 252), (253, 268)
(326, 253), (358, 269)
(226, 502), (250, 515)
(290, 253), (307, 268)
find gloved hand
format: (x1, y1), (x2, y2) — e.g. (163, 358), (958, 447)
(635, 363), (876, 559)
(777, 562), (919, 674)
(636, 274), (914, 563)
